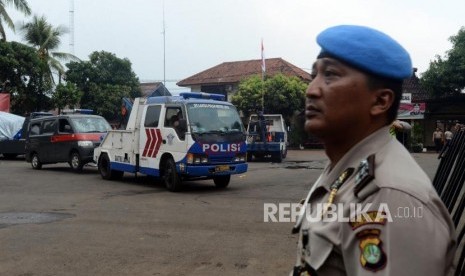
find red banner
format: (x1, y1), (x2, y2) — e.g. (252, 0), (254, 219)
(0, 94), (10, 112)
(397, 103), (426, 119)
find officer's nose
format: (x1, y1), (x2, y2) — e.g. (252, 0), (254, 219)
(306, 77), (322, 98)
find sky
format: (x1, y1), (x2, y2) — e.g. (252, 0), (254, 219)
(4, 0), (465, 92)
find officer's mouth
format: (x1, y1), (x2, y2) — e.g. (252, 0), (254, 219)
(305, 105), (322, 118)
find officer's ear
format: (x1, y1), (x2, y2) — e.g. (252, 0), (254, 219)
(370, 88), (394, 117)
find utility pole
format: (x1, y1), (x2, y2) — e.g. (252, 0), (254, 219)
(69, 0), (75, 55)
(162, 1), (167, 95)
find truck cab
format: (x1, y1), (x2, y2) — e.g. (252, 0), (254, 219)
(95, 92), (248, 192)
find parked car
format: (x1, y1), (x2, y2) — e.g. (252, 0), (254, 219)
(25, 112), (111, 172)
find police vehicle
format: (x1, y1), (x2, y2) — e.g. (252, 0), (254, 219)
(0, 112), (52, 159)
(246, 113), (287, 163)
(94, 92), (248, 192)
(25, 110), (112, 172)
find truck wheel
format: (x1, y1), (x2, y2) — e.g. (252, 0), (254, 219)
(31, 153), (42, 170)
(69, 151), (84, 172)
(98, 153), (123, 180)
(282, 148), (287, 159)
(163, 158), (182, 192)
(214, 175), (230, 188)
(273, 151), (283, 163)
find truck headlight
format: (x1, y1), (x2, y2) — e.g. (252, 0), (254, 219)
(187, 153), (209, 164)
(78, 140), (94, 147)
(234, 153), (246, 162)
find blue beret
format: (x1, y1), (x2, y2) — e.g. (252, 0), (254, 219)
(316, 25), (412, 80)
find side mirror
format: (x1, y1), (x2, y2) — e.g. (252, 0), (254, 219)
(176, 119), (187, 140)
(64, 125), (73, 133)
(178, 119), (187, 132)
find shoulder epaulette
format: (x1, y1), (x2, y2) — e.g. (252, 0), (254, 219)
(354, 154), (376, 197)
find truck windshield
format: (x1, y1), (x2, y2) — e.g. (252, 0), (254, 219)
(70, 117), (112, 133)
(187, 103), (244, 134)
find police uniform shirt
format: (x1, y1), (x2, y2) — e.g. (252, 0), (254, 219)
(295, 126), (456, 275)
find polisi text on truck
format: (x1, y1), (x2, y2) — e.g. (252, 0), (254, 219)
(202, 143), (241, 153)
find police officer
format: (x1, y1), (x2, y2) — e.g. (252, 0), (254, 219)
(292, 25), (456, 275)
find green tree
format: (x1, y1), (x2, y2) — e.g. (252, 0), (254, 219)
(0, 0), (31, 41)
(65, 51), (141, 121)
(0, 40), (50, 114)
(231, 75), (264, 119)
(264, 74), (307, 121)
(19, 15), (78, 84)
(231, 74), (307, 123)
(421, 27), (465, 97)
(52, 82), (82, 113)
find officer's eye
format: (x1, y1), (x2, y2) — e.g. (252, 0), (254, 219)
(323, 70), (338, 77)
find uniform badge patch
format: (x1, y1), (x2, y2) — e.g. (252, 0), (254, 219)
(357, 229), (387, 271)
(349, 211), (387, 230)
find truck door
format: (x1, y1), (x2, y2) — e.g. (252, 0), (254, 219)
(161, 105), (187, 159)
(139, 105), (163, 175)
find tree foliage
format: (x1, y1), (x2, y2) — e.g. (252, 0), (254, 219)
(0, 40), (51, 114)
(421, 27), (465, 97)
(231, 74), (307, 123)
(0, 0), (31, 41)
(52, 82), (81, 113)
(19, 15), (78, 84)
(65, 51), (141, 121)
(231, 75), (264, 118)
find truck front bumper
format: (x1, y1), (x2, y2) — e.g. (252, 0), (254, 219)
(181, 163), (248, 177)
(247, 142), (281, 153)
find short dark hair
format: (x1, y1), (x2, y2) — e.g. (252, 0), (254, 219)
(365, 74), (403, 124)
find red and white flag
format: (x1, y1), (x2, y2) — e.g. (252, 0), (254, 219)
(261, 39), (266, 78)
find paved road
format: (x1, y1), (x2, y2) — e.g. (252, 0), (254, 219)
(0, 150), (440, 275)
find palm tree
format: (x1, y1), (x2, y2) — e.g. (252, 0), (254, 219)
(0, 0), (31, 41)
(19, 15), (79, 111)
(19, 14), (79, 84)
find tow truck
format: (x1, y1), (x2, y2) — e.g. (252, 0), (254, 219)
(94, 92), (248, 192)
(246, 113), (288, 163)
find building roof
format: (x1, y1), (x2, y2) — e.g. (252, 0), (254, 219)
(177, 58), (312, 86)
(403, 68), (429, 102)
(140, 82), (171, 97)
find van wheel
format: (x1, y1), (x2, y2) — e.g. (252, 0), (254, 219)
(163, 158), (182, 192)
(69, 152), (84, 172)
(98, 153), (123, 180)
(214, 175), (230, 188)
(31, 153), (42, 170)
